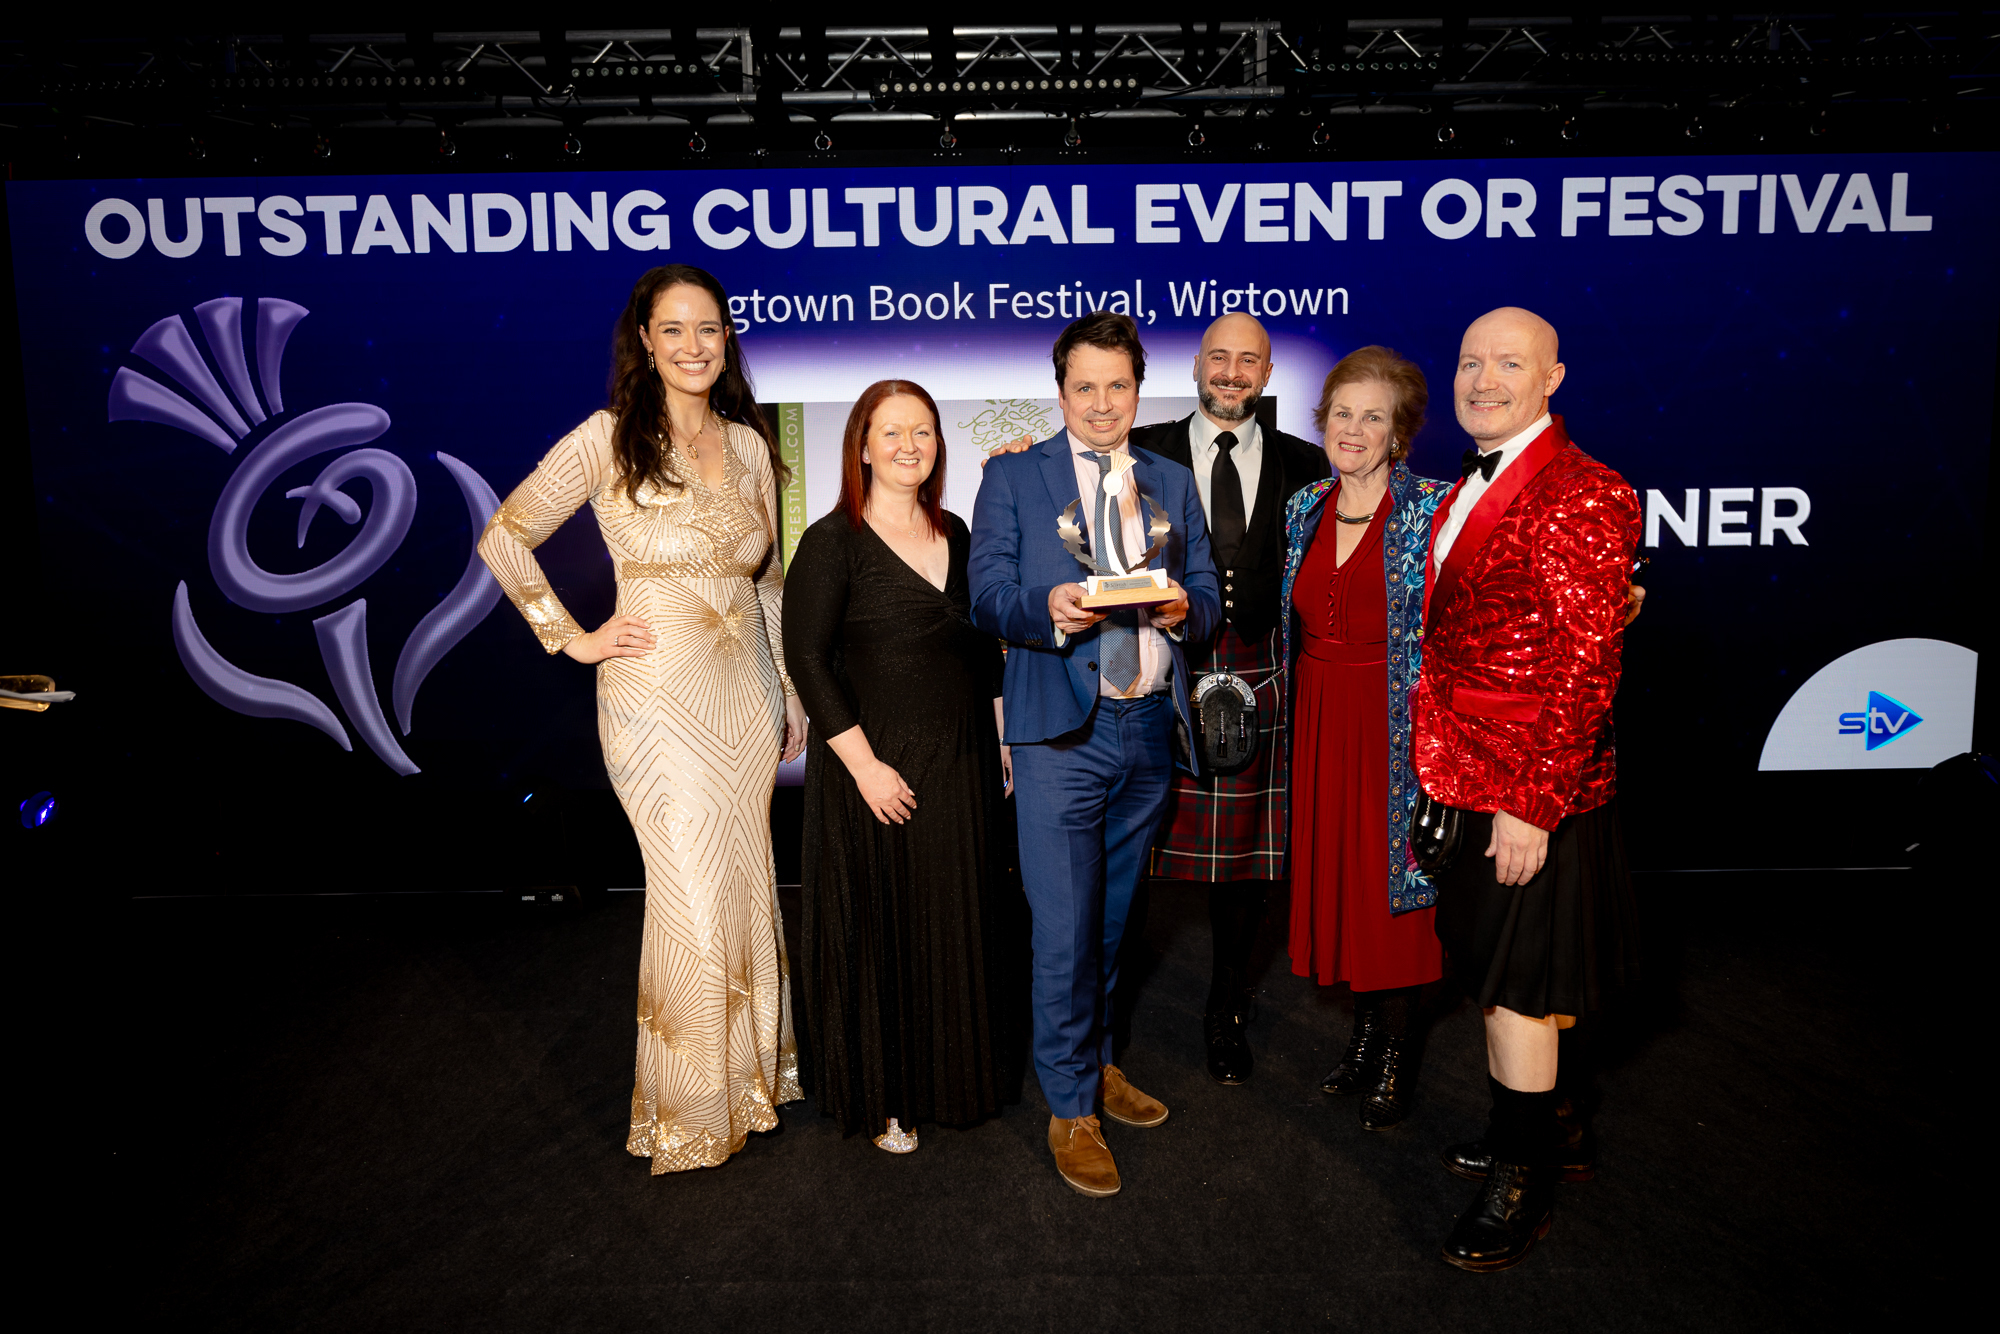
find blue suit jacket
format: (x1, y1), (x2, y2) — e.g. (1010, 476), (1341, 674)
(969, 429), (1221, 775)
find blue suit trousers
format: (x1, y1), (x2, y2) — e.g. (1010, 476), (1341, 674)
(1011, 692), (1174, 1119)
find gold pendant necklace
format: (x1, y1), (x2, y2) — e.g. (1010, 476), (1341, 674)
(869, 502), (922, 539)
(662, 411), (718, 471)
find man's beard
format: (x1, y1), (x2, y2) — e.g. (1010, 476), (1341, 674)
(1200, 381), (1260, 423)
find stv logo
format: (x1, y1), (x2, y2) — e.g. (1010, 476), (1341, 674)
(1837, 691), (1924, 752)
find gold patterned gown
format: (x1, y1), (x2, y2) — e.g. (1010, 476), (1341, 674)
(477, 410), (803, 1173)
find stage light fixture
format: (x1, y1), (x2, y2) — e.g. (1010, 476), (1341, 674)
(814, 131), (833, 151)
(874, 75), (1142, 105)
(19, 792), (56, 829)
(1436, 125), (1456, 145)
(688, 134), (708, 153)
(561, 136), (583, 157)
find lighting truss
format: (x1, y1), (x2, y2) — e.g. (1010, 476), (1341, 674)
(2, 18), (1992, 168)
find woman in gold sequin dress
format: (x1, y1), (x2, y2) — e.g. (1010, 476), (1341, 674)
(478, 265), (808, 1174)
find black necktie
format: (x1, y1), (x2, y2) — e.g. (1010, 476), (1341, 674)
(1460, 447), (1501, 482)
(1210, 431), (1246, 570)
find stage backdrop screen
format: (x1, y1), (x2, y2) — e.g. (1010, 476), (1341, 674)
(8, 152), (1994, 879)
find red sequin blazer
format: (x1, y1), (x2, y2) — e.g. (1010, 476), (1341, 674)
(1413, 418), (1641, 832)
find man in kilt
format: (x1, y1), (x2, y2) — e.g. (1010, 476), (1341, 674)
(1417, 307), (1642, 1269)
(1133, 313), (1330, 1084)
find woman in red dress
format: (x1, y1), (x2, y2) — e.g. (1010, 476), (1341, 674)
(1280, 347), (1452, 1130)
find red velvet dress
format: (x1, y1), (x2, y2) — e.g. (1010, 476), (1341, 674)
(1287, 492), (1444, 991)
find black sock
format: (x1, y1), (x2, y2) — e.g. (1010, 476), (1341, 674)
(1205, 880), (1266, 1014)
(1555, 1019), (1594, 1116)
(1487, 1076), (1563, 1166)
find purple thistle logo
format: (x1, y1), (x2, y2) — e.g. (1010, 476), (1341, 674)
(110, 296), (502, 775)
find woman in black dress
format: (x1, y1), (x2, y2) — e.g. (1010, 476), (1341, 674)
(782, 379), (1010, 1153)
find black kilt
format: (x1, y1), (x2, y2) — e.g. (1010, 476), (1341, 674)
(1434, 798), (1640, 1018)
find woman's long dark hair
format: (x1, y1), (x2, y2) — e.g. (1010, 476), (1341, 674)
(608, 265), (787, 504)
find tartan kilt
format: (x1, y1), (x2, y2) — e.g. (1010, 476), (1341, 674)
(1151, 621), (1288, 882)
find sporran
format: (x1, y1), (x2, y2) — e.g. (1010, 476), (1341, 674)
(1410, 790), (1464, 873)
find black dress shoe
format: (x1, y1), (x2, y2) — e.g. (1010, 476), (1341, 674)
(1440, 1160), (1554, 1272)
(1203, 1010), (1253, 1085)
(1441, 1098), (1595, 1181)
(1358, 1034), (1410, 1131)
(1319, 1010), (1381, 1095)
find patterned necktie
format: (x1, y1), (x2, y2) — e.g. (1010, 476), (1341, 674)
(1090, 450), (1141, 694)
(1209, 430), (1246, 570)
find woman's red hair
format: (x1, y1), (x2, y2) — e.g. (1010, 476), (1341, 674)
(836, 380), (949, 538)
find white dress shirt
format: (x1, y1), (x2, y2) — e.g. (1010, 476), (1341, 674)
(1062, 435), (1170, 698)
(1430, 413), (1552, 573)
(1187, 411), (1264, 535)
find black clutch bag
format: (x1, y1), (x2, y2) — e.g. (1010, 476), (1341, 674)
(1410, 790), (1464, 873)
(1193, 671), (1259, 776)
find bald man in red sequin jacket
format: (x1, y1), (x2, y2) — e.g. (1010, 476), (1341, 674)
(1413, 416), (1637, 831)
(1414, 307), (1642, 1275)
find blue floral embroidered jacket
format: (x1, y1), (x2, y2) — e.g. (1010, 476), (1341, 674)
(1281, 463), (1452, 915)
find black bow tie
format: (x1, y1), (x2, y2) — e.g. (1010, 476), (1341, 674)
(1460, 448), (1501, 482)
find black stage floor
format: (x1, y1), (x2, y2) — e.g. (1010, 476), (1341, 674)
(110, 870), (1946, 1330)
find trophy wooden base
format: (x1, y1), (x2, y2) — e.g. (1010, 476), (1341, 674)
(0, 674), (57, 713)
(1078, 569), (1175, 610)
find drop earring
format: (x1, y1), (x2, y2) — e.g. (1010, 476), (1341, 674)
(646, 348), (656, 372)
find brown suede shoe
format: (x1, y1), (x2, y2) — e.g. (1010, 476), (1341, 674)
(1099, 1064), (1170, 1128)
(1049, 1114), (1121, 1197)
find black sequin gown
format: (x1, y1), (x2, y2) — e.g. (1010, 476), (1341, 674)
(782, 510), (1006, 1139)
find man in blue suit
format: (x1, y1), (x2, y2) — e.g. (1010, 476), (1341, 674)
(970, 312), (1221, 1197)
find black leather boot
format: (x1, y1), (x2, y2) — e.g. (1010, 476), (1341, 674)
(1440, 1159), (1555, 1271)
(1203, 1007), (1253, 1085)
(1202, 882), (1265, 1087)
(1359, 1034), (1410, 1130)
(1320, 1002), (1381, 1095)
(1441, 1096), (1595, 1182)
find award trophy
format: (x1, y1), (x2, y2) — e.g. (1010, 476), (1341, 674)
(1059, 465), (1177, 610)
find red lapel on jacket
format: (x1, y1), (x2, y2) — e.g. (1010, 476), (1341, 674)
(1423, 418), (1568, 629)
(1420, 477), (1466, 626)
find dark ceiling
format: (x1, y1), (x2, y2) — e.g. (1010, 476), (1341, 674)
(2, 18), (1993, 176)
